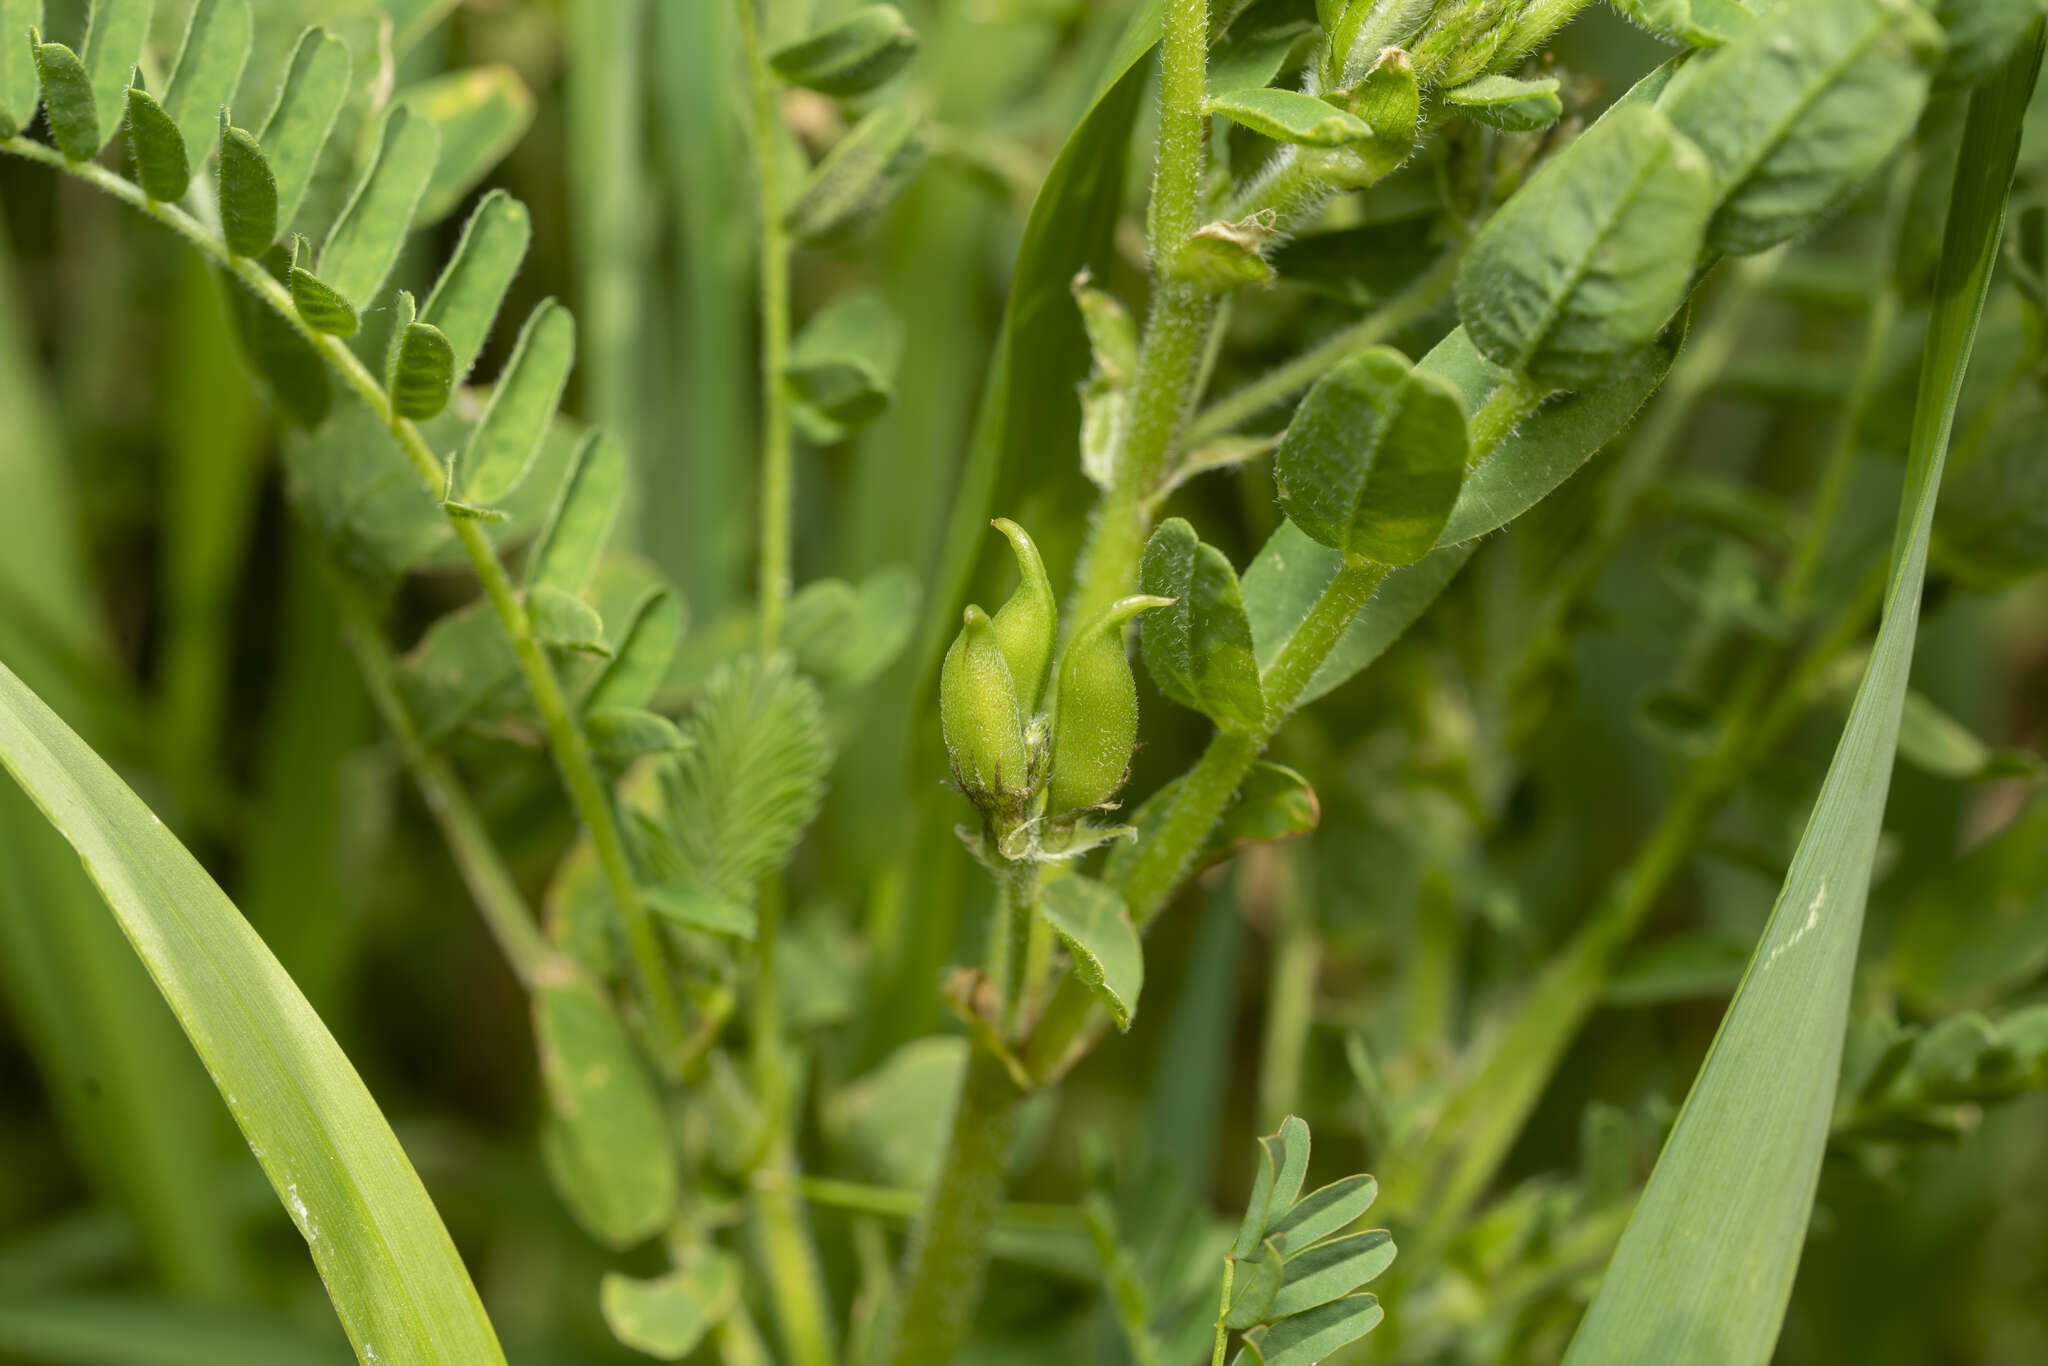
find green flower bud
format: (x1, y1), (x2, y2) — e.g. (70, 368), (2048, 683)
(990, 519), (1058, 710)
(1048, 595), (1174, 818)
(941, 604), (1031, 814)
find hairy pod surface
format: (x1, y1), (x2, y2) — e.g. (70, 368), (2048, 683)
(1048, 596), (1172, 818)
(989, 519), (1058, 712)
(941, 604), (1030, 818)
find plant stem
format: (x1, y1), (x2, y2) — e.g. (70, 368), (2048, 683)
(999, 860), (1042, 1037)
(1026, 557), (1391, 1082)
(333, 594), (555, 987)
(733, 0), (796, 651)
(1183, 247), (1463, 446)
(0, 136), (693, 1071)
(885, 1046), (1024, 1366)
(1254, 851), (1317, 1130)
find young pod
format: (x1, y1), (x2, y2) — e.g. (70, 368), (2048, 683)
(1048, 595), (1173, 818)
(989, 519), (1057, 712)
(941, 604), (1031, 816)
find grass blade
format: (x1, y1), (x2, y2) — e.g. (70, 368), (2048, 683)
(0, 660), (508, 1366)
(1564, 27), (2044, 1364)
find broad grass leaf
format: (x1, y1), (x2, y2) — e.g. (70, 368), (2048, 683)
(1457, 102), (1713, 385)
(421, 190), (532, 380)
(1656, 0), (1942, 255)
(255, 28), (351, 230)
(398, 65), (537, 224)
(460, 300), (575, 502)
(1267, 1230), (1396, 1317)
(1241, 522), (1475, 708)
(655, 654), (831, 902)
(768, 4), (919, 97)
(527, 430), (625, 595)
(601, 1255), (742, 1361)
(0, 0), (39, 138)
(31, 38), (98, 162)
(0, 659), (507, 1365)
(1274, 346), (1468, 564)
(534, 971), (677, 1249)
(1443, 74), (1561, 130)
(319, 105), (441, 307)
(161, 0), (251, 167)
(1931, 0), (2042, 88)
(824, 1037), (966, 1188)
(123, 87), (189, 203)
(79, 0), (149, 152)
(1206, 87), (1371, 146)
(1427, 322), (1682, 546)
(1139, 518), (1264, 731)
(1564, 30), (2043, 1364)
(1039, 874), (1144, 1031)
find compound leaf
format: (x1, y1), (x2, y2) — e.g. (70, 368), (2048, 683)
(80, 0), (150, 151)
(124, 86), (189, 202)
(1444, 73), (1562, 130)
(1267, 1230), (1396, 1318)
(768, 4), (919, 97)
(0, 0), (39, 138)
(1240, 1294), (1383, 1366)
(1206, 86), (1371, 146)
(31, 37), (98, 162)
(601, 1255), (742, 1361)
(1271, 1174), (1379, 1251)
(398, 64), (536, 224)
(216, 114), (276, 256)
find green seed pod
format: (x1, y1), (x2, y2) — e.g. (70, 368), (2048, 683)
(1047, 595), (1173, 818)
(940, 604), (1030, 812)
(989, 519), (1057, 711)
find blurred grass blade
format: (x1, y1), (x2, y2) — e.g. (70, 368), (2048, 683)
(162, 0), (252, 168)
(1564, 27), (2044, 1365)
(0, 660), (508, 1366)
(0, 1295), (348, 1366)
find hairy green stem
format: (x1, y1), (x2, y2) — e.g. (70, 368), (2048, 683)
(734, 0), (796, 651)
(0, 135), (693, 1070)
(885, 1045), (1024, 1366)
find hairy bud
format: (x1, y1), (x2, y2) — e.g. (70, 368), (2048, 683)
(941, 604), (1032, 820)
(990, 519), (1058, 711)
